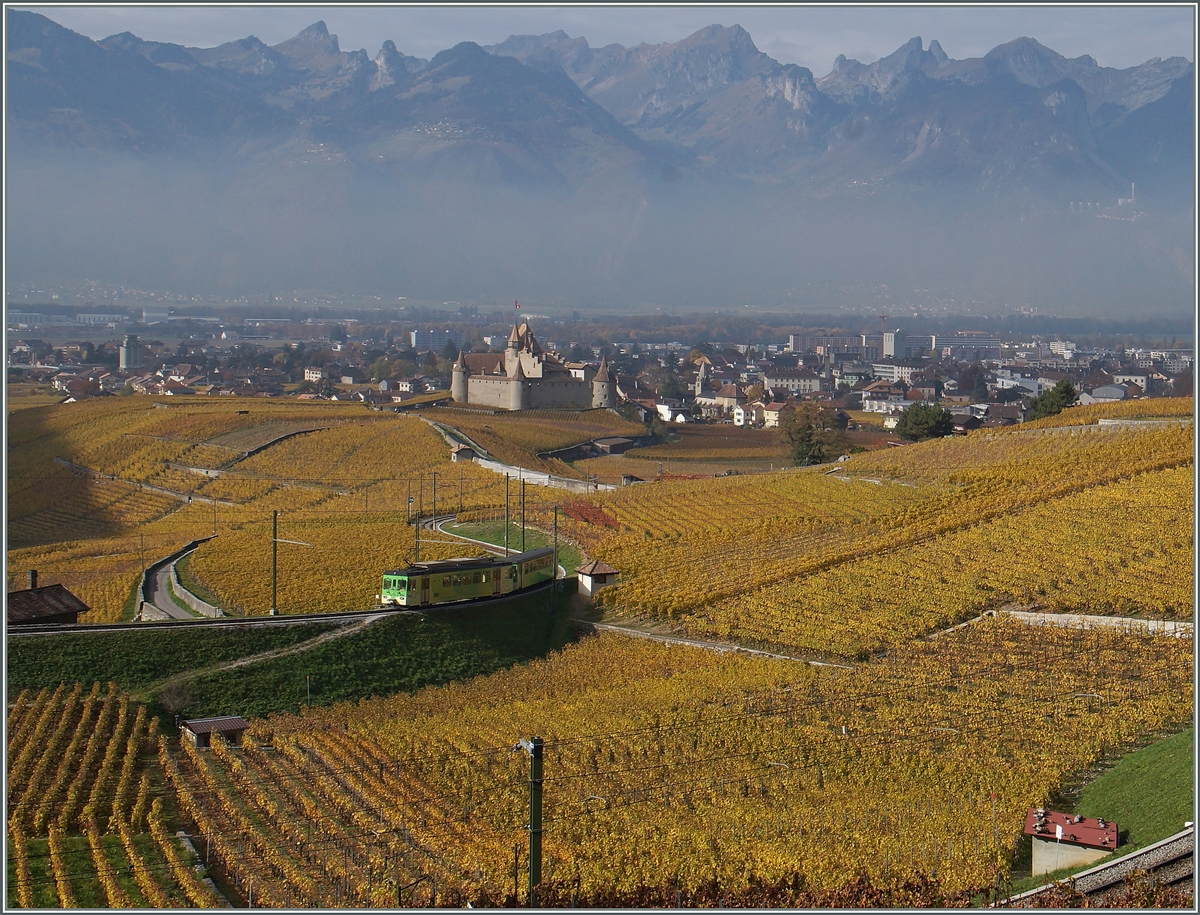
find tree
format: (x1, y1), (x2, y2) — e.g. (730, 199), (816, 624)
(779, 402), (848, 466)
(658, 373), (684, 400)
(443, 339), (459, 362)
(1027, 379), (1077, 420)
(744, 383), (764, 403)
(971, 371), (989, 402)
(1172, 368), (1193, 397)
(894, 402), (953, 441)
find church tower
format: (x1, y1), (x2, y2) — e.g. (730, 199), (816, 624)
(592, 356), (615, 409)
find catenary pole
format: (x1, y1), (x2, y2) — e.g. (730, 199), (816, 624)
(270, 510), (278, 615)
(519, 737), (544, 906)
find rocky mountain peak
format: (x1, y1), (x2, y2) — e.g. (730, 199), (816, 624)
(816, 37), (947, 104)
(272, 20), (349, 75)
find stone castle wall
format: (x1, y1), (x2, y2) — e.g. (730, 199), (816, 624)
(464, 376), (593, 411)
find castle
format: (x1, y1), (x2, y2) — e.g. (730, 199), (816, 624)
(451, 320), (615, 411)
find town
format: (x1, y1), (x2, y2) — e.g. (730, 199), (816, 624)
(9, 304), (1193, 448)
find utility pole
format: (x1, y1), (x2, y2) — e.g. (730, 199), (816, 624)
(520, 477), (526, 553)
(518, 737), (544, 906)
(504, 474), (510, 557)
(270, 510), (277, 615)
(212, 498), (217, 535)
(459, 465), (463, 513)
(432, 472), (438, 528)
(406, 480), (411, 524)
(415, 476), (422, 563)
(549, 506), (559, 605)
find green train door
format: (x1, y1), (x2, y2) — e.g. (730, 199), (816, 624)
(420, 575), (430, 607)
(492, 570), (501, 597)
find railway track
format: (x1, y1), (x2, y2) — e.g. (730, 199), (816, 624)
(1003, 826), (1194, 906)
(7, 580), (556, 637)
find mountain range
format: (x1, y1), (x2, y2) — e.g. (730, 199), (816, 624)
(5, 10), (1194, 315)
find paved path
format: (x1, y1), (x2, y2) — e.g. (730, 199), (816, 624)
(145, 562), (197, 619)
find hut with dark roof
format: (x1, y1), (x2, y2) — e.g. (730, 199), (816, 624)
(179, 716), (250, 748)
(7, 571), (90, 625)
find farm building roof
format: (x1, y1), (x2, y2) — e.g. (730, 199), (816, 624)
(181, 716), (250, 735)
(576, 560), (618, 576)
(1024, 808), (1117, 851)
(6, 584), (91, 624)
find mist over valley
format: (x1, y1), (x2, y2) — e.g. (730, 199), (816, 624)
(6, 10), (1194, 318)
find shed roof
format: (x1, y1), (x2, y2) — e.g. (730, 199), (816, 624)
(1023, 808), (1117, 851)
(6, 584), (91, 623)
(576, 560), (618, 576)
(181, 716), (250, 735)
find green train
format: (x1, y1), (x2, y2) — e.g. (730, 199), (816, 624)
(379, 547), (556, 608)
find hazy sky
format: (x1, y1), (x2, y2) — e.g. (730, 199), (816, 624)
(21, 4), (1196, 74)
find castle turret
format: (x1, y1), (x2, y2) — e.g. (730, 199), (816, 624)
(451, 351), (469, 402)
(592, 356), (615, 409)
(508, 357), (528, 411)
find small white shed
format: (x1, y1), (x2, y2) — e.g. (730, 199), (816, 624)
(576, 560), (619, 597)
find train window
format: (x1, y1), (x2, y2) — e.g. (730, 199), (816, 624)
(472, 572), (483, 584)
(397, 579), (407, 591)
(443, 576), (451, 587)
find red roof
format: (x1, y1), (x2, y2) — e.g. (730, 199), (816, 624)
(1024, 808), (1117, 851)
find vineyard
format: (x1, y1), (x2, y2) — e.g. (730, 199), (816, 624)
(4, 395), (1195, 906)
(5, 684), (221, 908)
(552, 410), (1195, 658)
(6, 397), (568, 620)
(625, 424), (790, 464)
(422, 407), (646, 477)
(151, 618), (1191, 904)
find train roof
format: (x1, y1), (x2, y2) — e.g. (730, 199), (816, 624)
(385, 546), (554, 577)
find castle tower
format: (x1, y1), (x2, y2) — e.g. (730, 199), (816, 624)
(508, 357), (528, 411)
(592, 356), (615, 409)
(451, 350), (469, 403)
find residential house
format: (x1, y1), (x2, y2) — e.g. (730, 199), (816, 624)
(733, 402), (765, 427)
(860, 380), (909, 414)
(762, 401), (791, 429)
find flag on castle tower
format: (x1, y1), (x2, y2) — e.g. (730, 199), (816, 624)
(515, 300), (520, 311)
